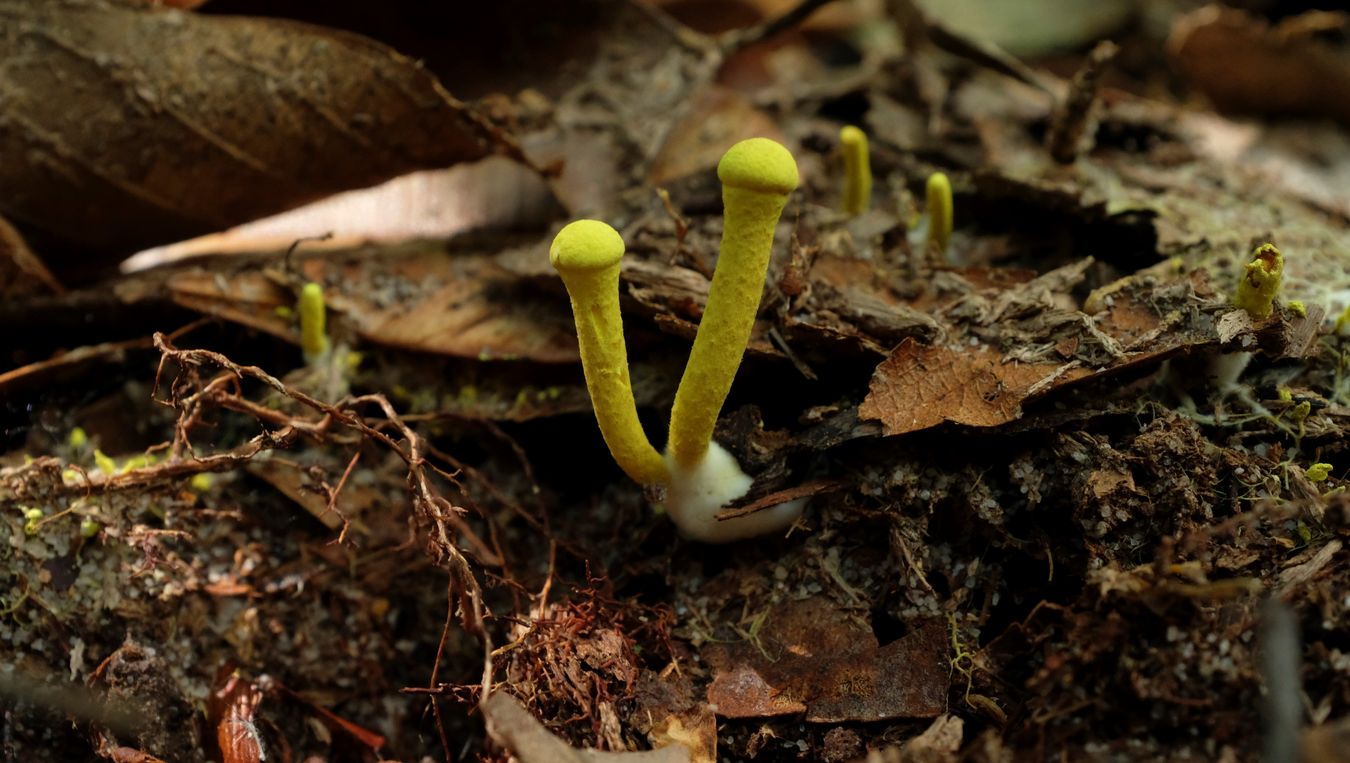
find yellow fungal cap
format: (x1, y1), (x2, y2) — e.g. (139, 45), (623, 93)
(717, 138), (799, 196)
(840, 125), (866, 149)
(550, 219), (625, 272)
(925, 171), (953, 256)
(1232, 243), (1283, 320)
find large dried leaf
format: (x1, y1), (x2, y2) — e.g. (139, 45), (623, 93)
(703, 597), (948, 723)
(859, 339), (1084, 435)
(0, 0), (496, 261)
(163, 246), (581, 364)
(1169, 6), (1350, 126)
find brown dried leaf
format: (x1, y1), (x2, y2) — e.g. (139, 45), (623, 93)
(0, 214), (63, 296)
(859, 339), (1085, 436)
(703, 597), (948, 723)
(319, 249), (580, 363)
(1169, 6), (1350, 126)
(648, 85), (786, 186)
(164, 246), (582, 364)
(0, 0), (496, 261)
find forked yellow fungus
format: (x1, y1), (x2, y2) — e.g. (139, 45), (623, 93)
(550, 220), (669, 487)
(839, 125), (871, 217)
(1232, 243), (1283, 320)
(550, 138), (806, 542)
(299, 282), (331, 363)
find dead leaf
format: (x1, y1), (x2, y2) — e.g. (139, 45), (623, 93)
(0, 214), (63, 296)
(0, 0), (497, 262)
(323, 249), (580, 363)
(703, 597), (948, 722)
(164, 246), (583, 364)
(648, 85), (786, 186)
(1169, 6), (1350, 126)
(860, 339), (1084, 435)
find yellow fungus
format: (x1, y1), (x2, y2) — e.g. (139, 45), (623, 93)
(1232, 243), (1283, 320)
(1288, 300), (1306, 317)
(1306, 463), (1332, 482)
(839, 125), (871, 217)
(299, 282), (331, 363)
(1335, 304), (1350, 335)
(22, 507), (43, 536)
(550, 220), (668, 485)
(667, 138), (798, 469)
(68, 427), (88, 449)
(93, 449), (117, 475)
(925, 172), (953, 258)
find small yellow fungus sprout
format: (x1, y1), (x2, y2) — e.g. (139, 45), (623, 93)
(80, 518), (101, 539)
(839, 125), (871, 217)
(925, 172), (953, 257)
(1233, 243), (1283, 320)
(1287, 300), (1306, 318)
(1334, 304), (1350, 336)
(1306, 463), (1332, 482)
(908, 172), (954, 260)
(22, 507), (43, 536)
(299, 282), (331, 363)
(93, 449), (118, 476)
(68, 427), (88, 449)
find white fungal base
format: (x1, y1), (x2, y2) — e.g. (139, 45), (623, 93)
(662, 441), (806, 543)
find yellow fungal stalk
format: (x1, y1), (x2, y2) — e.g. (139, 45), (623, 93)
(925, 172), (953, 258)
(299, 282), (331, 363)
(550, 221), (668, 486)
(839, 125), (871, 217)
(667, 137), (799, 470)
(1232, 243), (1283, 320)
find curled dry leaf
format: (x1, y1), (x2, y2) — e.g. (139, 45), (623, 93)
(0, 0), (497, 263)
(859, 339), (1086, 436)
(1169, 6), (1350, 126)
(703, 597), (948, 723)
(0, 213), (63, 297)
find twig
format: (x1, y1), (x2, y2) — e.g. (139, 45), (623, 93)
(721, 0), (838, 54)
(1047, 40), (1120, 164)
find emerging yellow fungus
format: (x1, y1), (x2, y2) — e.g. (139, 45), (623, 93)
(1306, 463), (1332, 482)
(839, 125), (871, 217)
(925, 172), (953, 258)
(1232, 243), (1283, 320)
(550, 220), (669, 486)
(667, 137), (799, 470)
(299, 282), (331, 363)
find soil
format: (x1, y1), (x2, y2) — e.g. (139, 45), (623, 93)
(1, 1), (1348, 762)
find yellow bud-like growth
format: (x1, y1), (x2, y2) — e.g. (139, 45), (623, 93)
(667, 138), (799, 469)
(1233, 243), (1283, 320)
(925, 172), (953, 258)
(840, 125), (871, 217)
(299, 282), (331, 363)
(551, 220), (668, 486)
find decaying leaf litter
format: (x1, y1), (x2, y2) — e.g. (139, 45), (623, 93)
(1, 0), (1349, 761)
